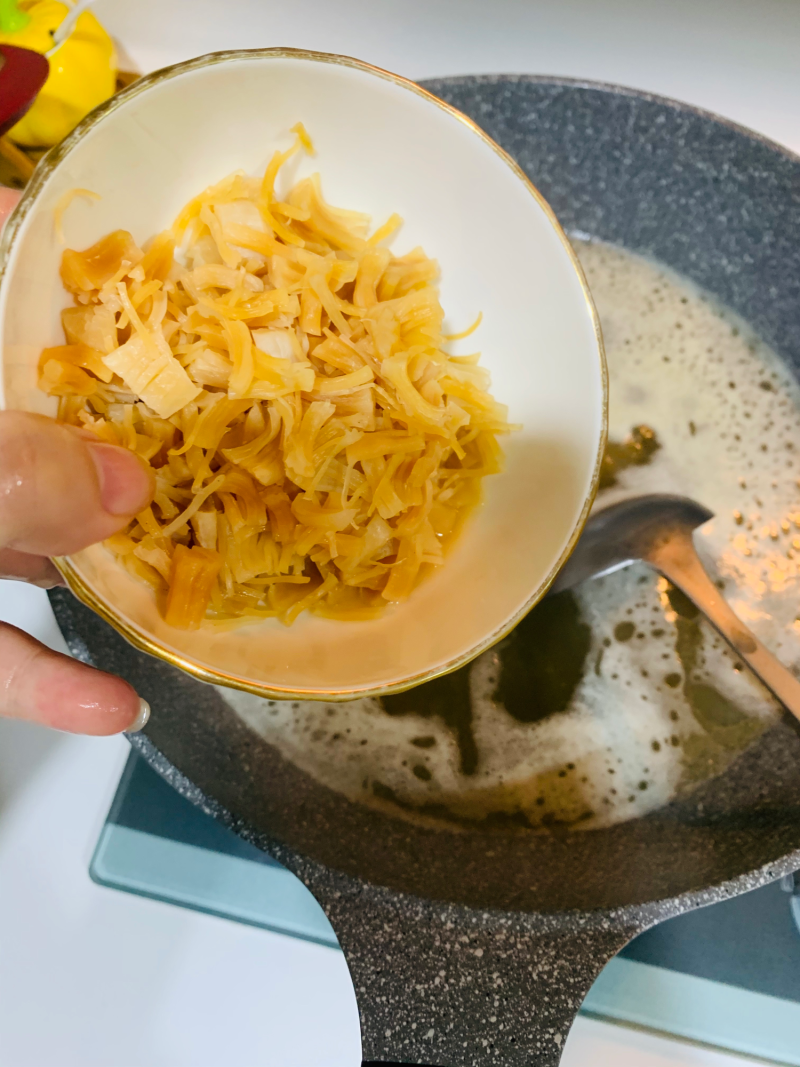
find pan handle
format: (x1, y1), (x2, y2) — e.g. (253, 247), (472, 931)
(312, 874), (645, 1067)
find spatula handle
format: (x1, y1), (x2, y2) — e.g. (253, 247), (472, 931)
(650, 532), (800, 722)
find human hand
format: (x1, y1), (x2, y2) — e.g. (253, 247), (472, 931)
(0, 186), (155, 734)
(0, 187), (20, 226)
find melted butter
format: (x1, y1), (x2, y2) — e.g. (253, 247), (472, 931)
(221, 240), (800, 834)
(600, 424), (661, 488)
(382, 668), (478, 776)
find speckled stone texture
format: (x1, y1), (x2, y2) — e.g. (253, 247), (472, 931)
(50, 77), (800, 1067)
(423, 76), (800, 365)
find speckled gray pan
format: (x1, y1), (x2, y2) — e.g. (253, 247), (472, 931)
(50, 75), (800, 1067)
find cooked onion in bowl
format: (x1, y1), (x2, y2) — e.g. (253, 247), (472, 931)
(41, 126), (514, 629)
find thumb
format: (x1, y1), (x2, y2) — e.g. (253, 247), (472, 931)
(0, 410), (154, 557)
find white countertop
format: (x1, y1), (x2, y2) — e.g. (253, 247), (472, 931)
(2, 3), (798, 1063)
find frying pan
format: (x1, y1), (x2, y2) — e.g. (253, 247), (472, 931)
(49, 76), (800, 1067)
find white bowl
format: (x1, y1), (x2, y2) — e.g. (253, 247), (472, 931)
(0, 48), (606, 700)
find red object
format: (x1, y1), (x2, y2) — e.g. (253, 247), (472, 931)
(0, 43), (49, 138)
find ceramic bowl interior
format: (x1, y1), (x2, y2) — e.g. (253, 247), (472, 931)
(0, 49), (605, 698)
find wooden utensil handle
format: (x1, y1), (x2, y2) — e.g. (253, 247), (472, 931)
(651, 532), (800, 722)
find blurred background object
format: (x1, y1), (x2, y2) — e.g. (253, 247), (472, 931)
(0, 42), (48, 179)
(0, 0), (136, 188)
(0, 0), (115, 147)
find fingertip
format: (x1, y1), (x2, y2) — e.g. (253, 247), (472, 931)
(1, 622), (146, 735)
(85, 441), (155, 517)
(33, 656), (145, 735)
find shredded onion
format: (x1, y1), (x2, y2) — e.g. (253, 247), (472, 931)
(41, 125), (513, 628)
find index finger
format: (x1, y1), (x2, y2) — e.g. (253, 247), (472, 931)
(0, 621), (149, 734)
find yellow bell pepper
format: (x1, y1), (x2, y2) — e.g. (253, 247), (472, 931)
(0, 0), (117, 148)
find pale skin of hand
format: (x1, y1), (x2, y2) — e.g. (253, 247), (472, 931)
(0, 186), (154, 733)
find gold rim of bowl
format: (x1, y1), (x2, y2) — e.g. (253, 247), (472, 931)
(0, 47), (609, 702)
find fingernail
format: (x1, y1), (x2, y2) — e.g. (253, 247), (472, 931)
(86, 442), (154, 516)
(126, 698), (150, 734)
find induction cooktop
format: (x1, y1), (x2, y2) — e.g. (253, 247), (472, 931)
(92, 751), (800, 1066)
